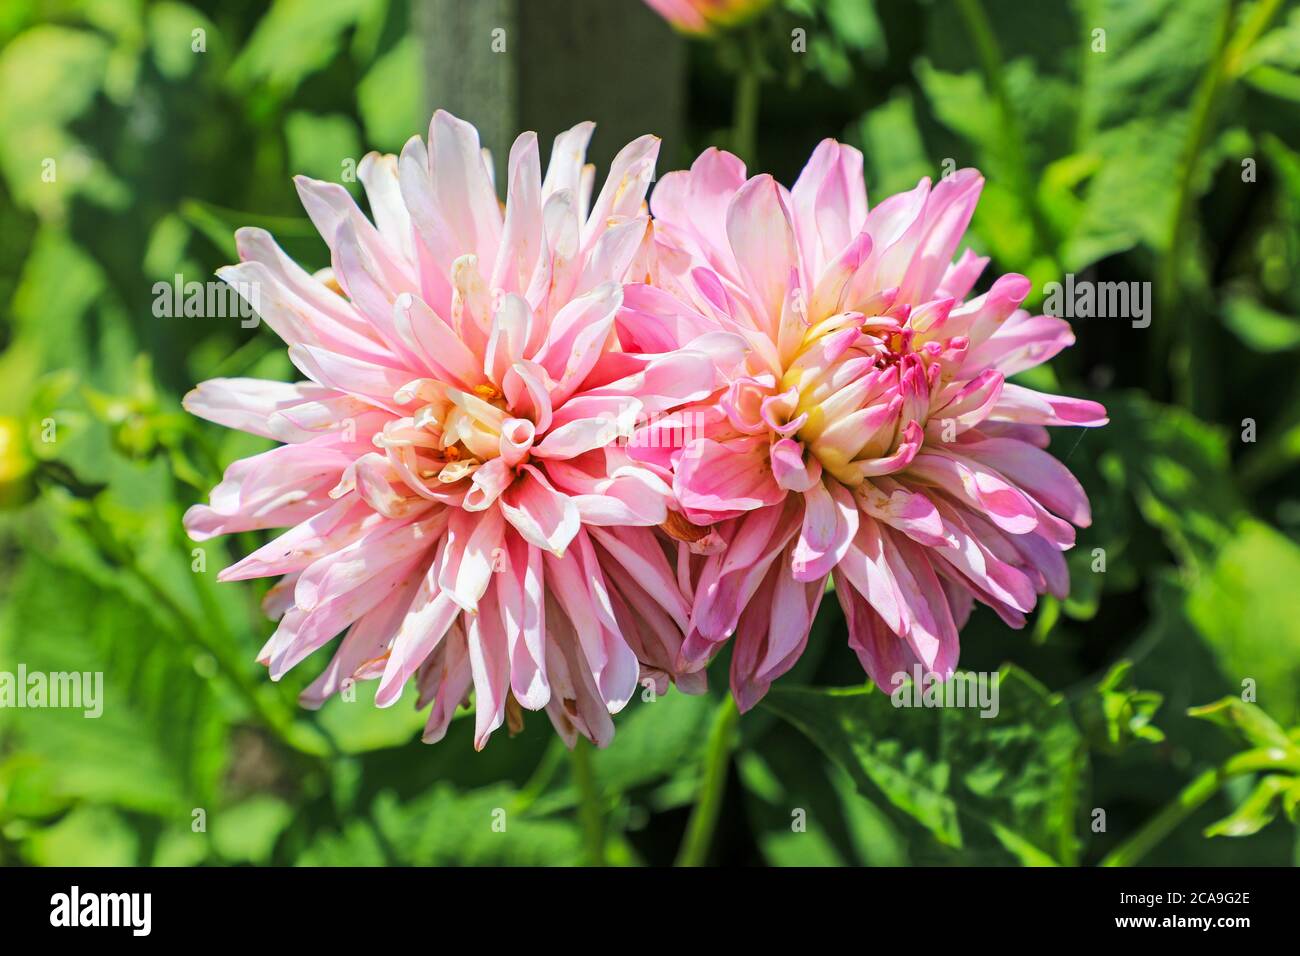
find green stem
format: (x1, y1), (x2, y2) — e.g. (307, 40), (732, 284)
(1099, 742), (1300, 867)
(954, 0), (1052, 257)
(1100, 768), (1224, 867)
(729, 24), (764, 167)
(732, 64), (760, 168)
(515, 737), (568, 814)
(570, 738), (607, 866)
(1156, 0), (1284, 410)
(675, 695), (740, 867)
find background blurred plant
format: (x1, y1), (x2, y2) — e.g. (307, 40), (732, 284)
(1, 0), (1298, 866)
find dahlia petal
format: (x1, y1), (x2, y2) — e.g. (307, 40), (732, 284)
(294, 510), (445, 613)
(856, 478), (949, 549)
(675, 436), (785, 523)
(756, 563), (823, 683)
(298, 568), (423, 708)
(375, 556), (461, 708)
(790, 478), (858, 582)
(534, 281), (622, 404)
(577, 216), (650, 296)
(835, 516), (906, 634)
(499, 464), (580, 556)
(896, 169), (983, 304)
(234, 226), (382, 343)
(466, 587), (512, 749)
(438, 504), (505, 612)
(959, 435), (1092, 527)
(688, 498), (802, 645)
(498, 532), (549, 710)
(589, 526), (691, 631)
(484, 292), (533, 386)
(357, 152), (415, 262)
(541, 121), (596, 206)
(288, 343), (416, 414)
(927, 499), (1038, 614)
(268, 551), (427, 680)
(907, 448), (1038, 535)
(835, 570), (920, 692)
(429, 109), (503, 266)
(928, 368), (1004, 434)
(935, 247), (989, 300)
(584, 134), (659, 248)
(990, 382), (1108, 427)
(419, 624), (474, 743)
(726, 174), (799, 330)
(543, 613), (615, 748)
(545, 539), (639, 711)
(492, 132), (543, 295)
(854, 419), (924, 478)
(770, 438), (822, 493)
(464, 456), (515, 511)
(534, 396), (640, 459)
(560, 464), (671, 526)
(184, 378), (332, 440)
(791, 138), (867, 279)
(880, 532), (959, 678)
(218, 496), (376, 582)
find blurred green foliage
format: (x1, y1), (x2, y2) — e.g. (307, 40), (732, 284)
(1, 0), (1299, 866)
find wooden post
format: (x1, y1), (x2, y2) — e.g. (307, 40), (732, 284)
(417, 0), (686, 183)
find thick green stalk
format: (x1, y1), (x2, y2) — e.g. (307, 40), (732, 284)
(1100, 745), (1299, 866)
(1100, 768), (1224, 867)
(675, 695), (741, 867)
(570, 738), (608, 866)
(1156, 0), (1284, 411)
(732, 58), (760, 168)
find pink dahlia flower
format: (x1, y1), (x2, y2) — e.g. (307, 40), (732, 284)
(642, 0), (773, 36)
(184, 112), (730, 749)
(637, 143), (1107, 711)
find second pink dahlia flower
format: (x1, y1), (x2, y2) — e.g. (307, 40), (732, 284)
(636, 143), (1107, 710)
(642, 0), (773, 36)
(184, 112), (730, 748)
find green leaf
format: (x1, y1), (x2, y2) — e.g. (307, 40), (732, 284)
(739, 723), (908, 867)
(299, 785), (584, 866)
(211, 795), (293, 864)
(1074, 659), (1166, 754)
(1083, 393), (1241, 568)
(148, 3), (216, 80)
(356, 36), (424, 153)
(0, 25), (119, 216)
(761, 666), (1086, 865)
(857, 90), (933, 199)
(1187, 696), (1293, 752)
(1204, 775), (1296, 837)
(285, 111), (362, 190)
(529, 690), (715, 814)
(313, 678), (428, 754)
(1222, 295), (1300, 352)
(228, 0), (386, 97)
(1186, 520), (1300, 725)
(20, 805), (139, 866)
(0, 551), (229, 816)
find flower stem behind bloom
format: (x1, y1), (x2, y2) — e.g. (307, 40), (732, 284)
(675, 694), (740, 866)
(571, 738), (608, 865)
